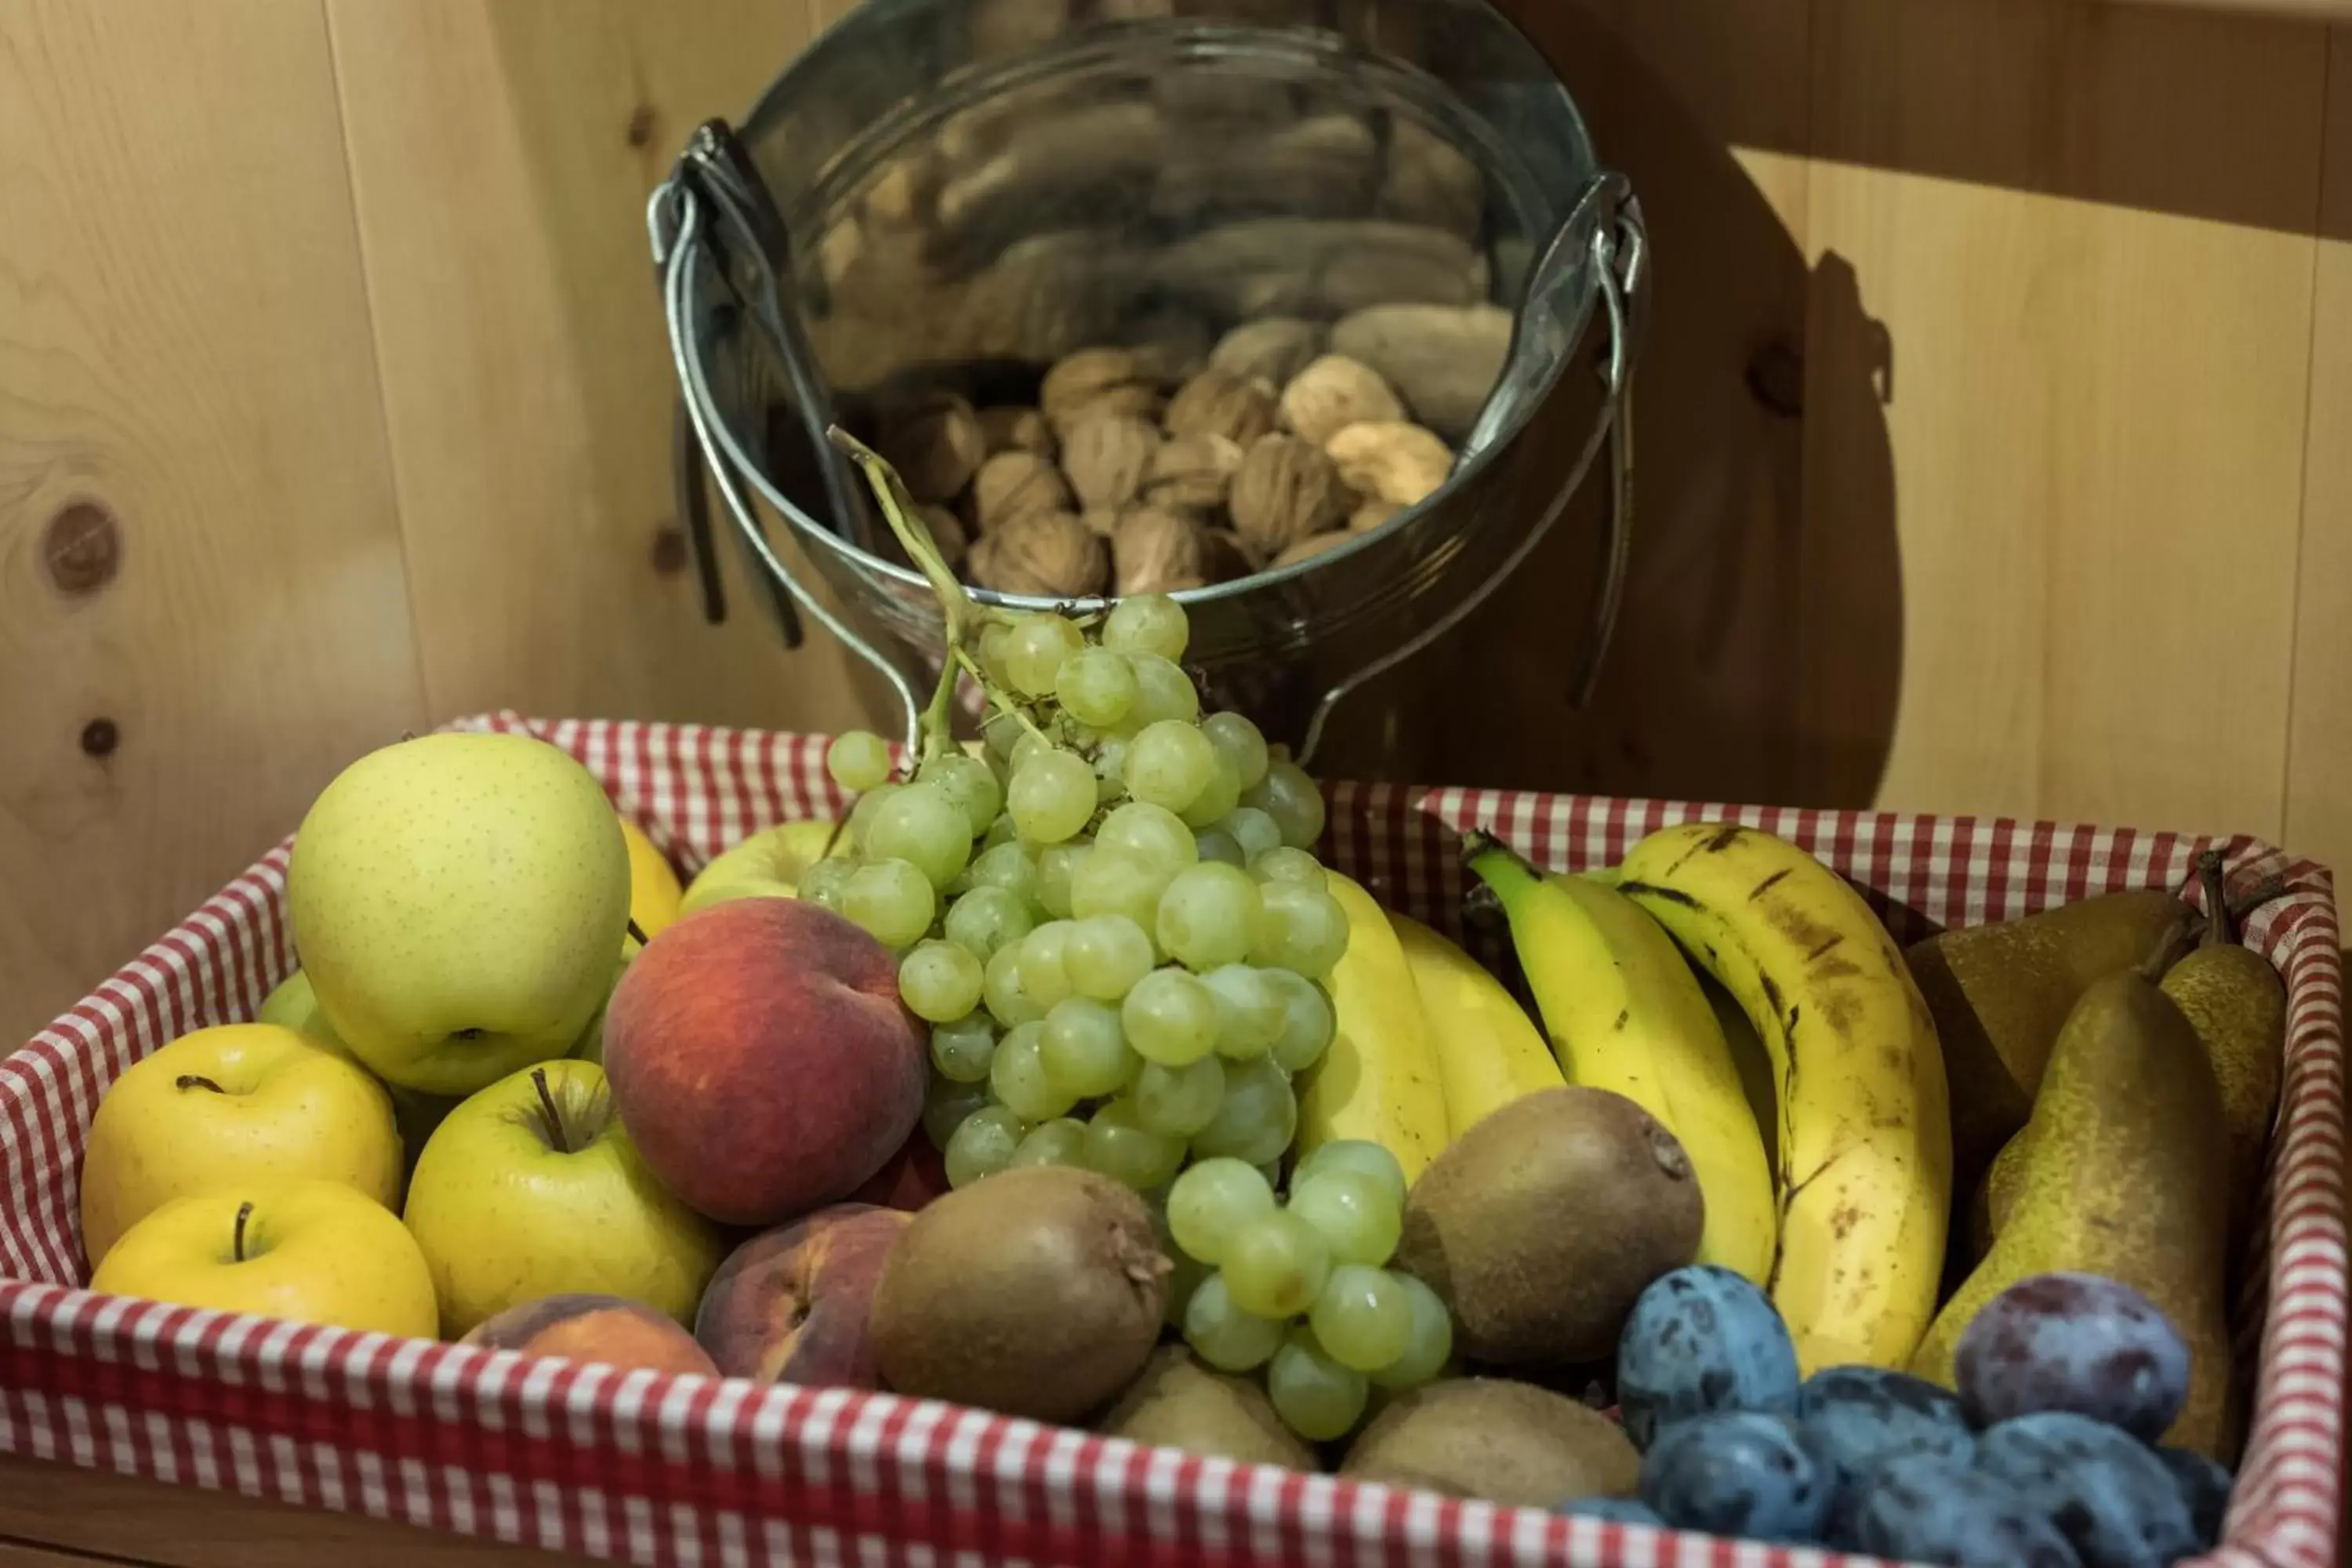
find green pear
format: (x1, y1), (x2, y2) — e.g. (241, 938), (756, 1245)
(288, 733), (630, 1098)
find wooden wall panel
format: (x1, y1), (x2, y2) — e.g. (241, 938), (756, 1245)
(0, 0), (424, 1049)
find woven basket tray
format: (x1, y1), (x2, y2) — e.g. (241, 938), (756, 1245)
(2, 714), (2340, 1568)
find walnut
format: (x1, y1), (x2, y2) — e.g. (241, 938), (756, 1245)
(972, 450), (1073, 532)
(1348, 497), (1403, 533)
(1209, 317), (1326, 388)
(1164, 367), (1279, 448)
(1274, 532), (1354, 569)
(1112, 506), (1206, 596)
(1041, 347), (1162, 434)
(1279, 355), (1406, 447)
(916, 503), (969, 572)
(1200, 527), (1257, 583)
(1325, 420), (1454, 506)
(1142, 433), (1243, 516)
(1229, 434), (1353, 557)
(1080, 507), (1121, 538)
(977, 405), (1056, 458)
(875, 390), (987, 503)
(967, 508), (1108, 597)
(1060, 411), (1162, 513)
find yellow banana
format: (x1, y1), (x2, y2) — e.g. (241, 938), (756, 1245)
(1294, 873), (1452, 1186)
(1388, 912), (1566, 1140)
(1616, 822), (1951, 1372)
(1466, 839), (1777, 1284)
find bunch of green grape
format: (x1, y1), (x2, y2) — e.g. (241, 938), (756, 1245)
(1168, 1139), (1453, 1442)
(806, 593), (1349, 1199)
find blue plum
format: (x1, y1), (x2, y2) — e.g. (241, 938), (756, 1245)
(1797, 1363), (1976, 1508)
(1974, 1412), (2199, 1568)
(1555, 1495), (1664, 1528)
(1617, 1265), (1800, 1450)
(1637, 1411), (1828, 1544)
(1956, 1272), (2191, 1439)
(2153, 1445), (2233, 1549)
(1844, 1451), (2082, 1567)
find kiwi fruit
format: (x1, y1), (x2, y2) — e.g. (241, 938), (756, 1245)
(1396, 1087), (1702, 1365)
(869, 1165), (1171, 1423)
(1098, 1347), (1318, 1471)
(1340, 1377), (1639, 1507)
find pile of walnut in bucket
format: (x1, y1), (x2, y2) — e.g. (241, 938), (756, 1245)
(870, 322), (1496, 598)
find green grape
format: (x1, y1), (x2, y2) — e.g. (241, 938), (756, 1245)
(1018, 920), (1078, 1010)
(1200, 712), (1271, 792)
(798, 855), (856, 912)
(1091, 734), (1131, 804)
(990, 1021), (1075, 1122)
(1131, 1054), (1225, 1138)
(942, 884), (1036, 962)
(842, 858), (936, 949)
(1201, 964), (1286, 1058)
(1156, 862), (1262, 972)
(917, 752), (1005, 837)
(1127, 654), (1201, 728)
(1126, 720), (1218, 813)
(1005, 613), (1086, 697)
(1122, 967), (1221, 1066)
(1261, 968), (1338, 1072)
(983, 941), (1044, 1027)
(1007, 1116), (1088, 1170)
(1368, 1273), (1454, 1391)
(1218, 807), (1282, 864)
(979, 810), (1022, 851)
(945, 1104), (1026, 1189)
(1307, 1265), (1414, 1372)
(1189, 1052), (1296, 1166)
(1166, 1156), (1276, 1265)
(1287, 1169), (1402, 1266)
(1178, 755), (1243, 829)
(928, 1013), (997, 1083)
(1064, 915), (1156, 1001)
(1250, 846), (1327, 890)
(1082, 1099), (1185, 1189)
(1040, 996), (1134, 1098)
(1182, 1272), (1287, 1372)
(827, 730), (893, 793)
(978, 622), (1021, 691)
(964, 840), (1040, 904)
(1193, 829), (1245, 868)
(1294, 1139), (1407, 1210)
(1102, 593), (1189, 663)
(865, 782), (975, 889)
(1034, 840), (1091, 920)
(844, 782), (902, 851)
(1095, 802), (1197, 874)
(1164, 1247), (1210, 1329)
(1243, 760), (1327, 851)
(1070, 848), (1174, 932)
(1250, 880), (1351, 978)
(1056, 646), (1139, 728)
(1009, 727), (1059, 775)
(923, 1075), (989, 1149)
(1221, 1209), (1330, 1319)
(1268, 1327), (1368, 1441)
(1008, 749), (1098, 844)
(898, 938), (985, 1023)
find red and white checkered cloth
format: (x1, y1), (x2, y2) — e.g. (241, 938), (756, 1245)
(2, 715), (2339, 1568)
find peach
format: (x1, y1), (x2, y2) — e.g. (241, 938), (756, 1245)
(695, 1203), (912, 1387)
(462, 1293), (720, 1377)
(850, 1130), (951, 1214)
(603, 898), (925, 1225)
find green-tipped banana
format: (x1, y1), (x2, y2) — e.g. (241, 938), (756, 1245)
(1467, 836), (1777, 1283)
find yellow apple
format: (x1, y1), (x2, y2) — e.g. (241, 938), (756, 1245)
(402, 1058), (721, 1336)
(620, 821), (684, 939)
(288, 732), (631, 1098)
(678, 819), (843, 917)
(92, 1178), (438, 1338)
(79, 1024), (402, 1267)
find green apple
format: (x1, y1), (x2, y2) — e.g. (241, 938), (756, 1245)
(678, 818), (843, 917)
(568, 937), (640, 1069)
(401, 1058), (721, 1336)
(288, 733), (630, 1098)
(257, 970), (333, 1036)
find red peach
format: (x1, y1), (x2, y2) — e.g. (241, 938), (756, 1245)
(695, 1203), (913, 1387)
(603, 898), (925, 1226)
(849, 1130), (951, 1214)
(462, 1294), (720, 1377)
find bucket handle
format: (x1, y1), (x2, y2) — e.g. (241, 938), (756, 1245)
(1295, 172), (1646, 770)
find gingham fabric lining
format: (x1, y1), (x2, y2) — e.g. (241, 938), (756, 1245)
(0, 716), (2337, 1568)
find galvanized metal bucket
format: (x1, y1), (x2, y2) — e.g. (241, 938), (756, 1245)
(652, 0), (1645, 764)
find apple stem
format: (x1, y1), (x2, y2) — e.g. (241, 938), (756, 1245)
(232, 1201), (253, 1263)
(175, 1075), (226, 1094)
(532, 1067), (571, 1155)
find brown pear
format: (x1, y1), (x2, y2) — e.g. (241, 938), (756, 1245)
(1907, 888), (2194, 1192)
(2158, 854), (2286, 1240)
(1910, 972), (2231, 1457)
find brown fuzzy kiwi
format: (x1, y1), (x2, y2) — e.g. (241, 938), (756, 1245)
(1097, 1347), (1318, 1471)
(1395, 1087), (1703, 1366)
(1340, 1377), (1640, 1507)
(869, 1166), (1171, 1423)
